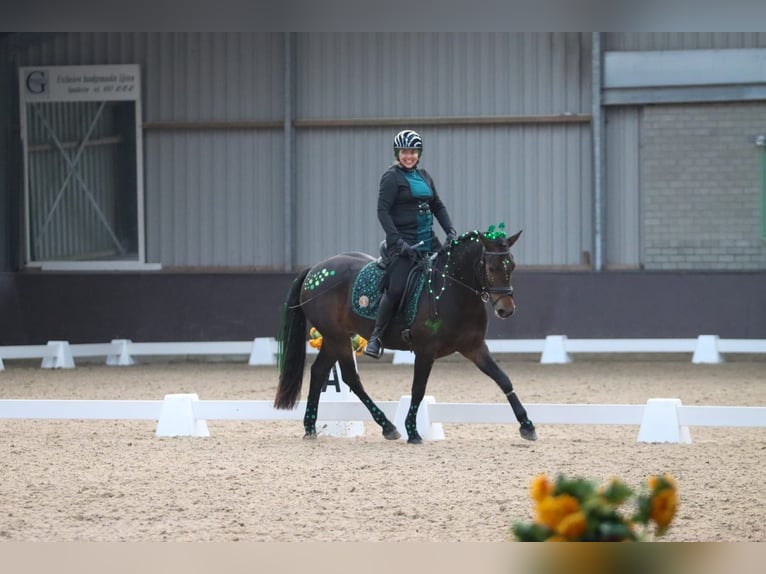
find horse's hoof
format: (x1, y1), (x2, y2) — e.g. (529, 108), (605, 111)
(303, 431), (318, 440)
(519, 421), (537, 441)
(407, 435), (423, 445)
(383, 427), (401, 440)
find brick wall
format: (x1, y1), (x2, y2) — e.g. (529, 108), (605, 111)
(641, 102), (766, 270)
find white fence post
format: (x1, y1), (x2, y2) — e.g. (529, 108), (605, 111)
(156, 393), (210, 437)
(248, 337), (276, 366)
(541, 335), (571, 364)
(692, 335), (723, 364)
(41, 341), (75, 369)
(107, 339), (136, 366)
(318, 357), (365, 437)
(393, 395), (445, 441)
(637, 398), (692, 444)
(392, 350), (415, 365)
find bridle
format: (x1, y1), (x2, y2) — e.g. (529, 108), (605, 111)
(431, 241), (515, 310)
(477, 248), (515, 306)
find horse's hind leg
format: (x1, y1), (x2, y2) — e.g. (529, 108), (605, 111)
(461, 344), (537, 441)
(337, 353), (401, 440)
(304, 348), (336, 439)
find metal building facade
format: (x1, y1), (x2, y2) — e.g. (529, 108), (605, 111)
(2, 32), (766, 272)
(3, 33), (286, 269)
(1, 32), (593, 271)
(293, 33), (593, 267)
(602, 32), (766, 270)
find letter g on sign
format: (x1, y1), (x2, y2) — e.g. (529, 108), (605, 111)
(26, 70), (47, 95)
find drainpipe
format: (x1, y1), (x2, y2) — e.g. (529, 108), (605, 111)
(283, 32), (295, 271)
(757, 134), (766, 241)
(591, 32), (605, 271)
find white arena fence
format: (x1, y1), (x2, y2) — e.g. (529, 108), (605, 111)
(1, 390), (765, 444)
(2, 334), (766, 370)
(2, 344), (764, 443)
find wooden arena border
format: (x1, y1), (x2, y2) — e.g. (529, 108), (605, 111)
(2, 334), (766, 370)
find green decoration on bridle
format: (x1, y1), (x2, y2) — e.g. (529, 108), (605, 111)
(484, 222), (507, 239)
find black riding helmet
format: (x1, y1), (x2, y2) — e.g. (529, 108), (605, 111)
(393, 129), (423, 158)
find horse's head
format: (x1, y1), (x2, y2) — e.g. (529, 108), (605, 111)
(478, 229), (522, 318)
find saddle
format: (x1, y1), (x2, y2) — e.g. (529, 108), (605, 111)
(351, 254), (426, 327)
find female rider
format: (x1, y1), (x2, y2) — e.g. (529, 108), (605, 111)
(363, 129), (457, 359)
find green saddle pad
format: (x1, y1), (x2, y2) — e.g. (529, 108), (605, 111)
(351, 261), (424, 326)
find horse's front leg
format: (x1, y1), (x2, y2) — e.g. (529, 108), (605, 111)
(405, 353), (435, 444)
(461, 343), (537, 441)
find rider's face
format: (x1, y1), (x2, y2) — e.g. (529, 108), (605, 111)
(397, 149), (420, 169)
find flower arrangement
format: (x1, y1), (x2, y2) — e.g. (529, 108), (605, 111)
(511, 472), (678, 542)
(308, 327), (367, 355)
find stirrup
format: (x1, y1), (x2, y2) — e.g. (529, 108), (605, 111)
(363, 337), (384, 359)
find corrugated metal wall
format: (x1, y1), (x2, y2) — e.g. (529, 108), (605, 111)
(4, 33), (594, 270)
(140, 33), (285, 267)
(7, 32), (763, 271)
(294, 33), (593, 267)
(6, 32), (286, 268)
(0, 45), (13, 271)
(604, 32), (766, 50)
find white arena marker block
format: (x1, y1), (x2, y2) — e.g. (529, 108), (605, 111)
(248, 337), (276, 366)
(692, 334), (723, 364)
(392, 350), (415, 365)
(318, 360), (365, 438)
(541, 335), (571, 364)
(107, 339), (136, 366)
(393, 395), (445, 441)
(637, 398), (692, 444)
(156, 393), (210, 437)
(41, 340), (75, 369)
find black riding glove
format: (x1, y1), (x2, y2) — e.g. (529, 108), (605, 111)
(398, 240), (418, 259)
(445, 228), (458, 243)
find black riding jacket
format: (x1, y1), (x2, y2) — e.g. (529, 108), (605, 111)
(377, 164), (455, 256)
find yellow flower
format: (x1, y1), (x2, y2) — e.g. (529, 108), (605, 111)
(536, 494), (580, 530)
(650, 487), (678, 529)
(555, 510), (587, 539)
(648, 473), (677, 492)
(529, 473), (554, 502)
(308, 336), (323, 349)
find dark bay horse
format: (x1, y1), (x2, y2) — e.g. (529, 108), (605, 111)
(274, 229), (537, 444)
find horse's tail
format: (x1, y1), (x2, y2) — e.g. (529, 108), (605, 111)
(274, 268), (310, 409)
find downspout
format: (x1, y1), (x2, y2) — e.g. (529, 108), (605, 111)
(758, 135), (766, 241)
(283, 32), (295, 271)
(591, 32), (605, 271)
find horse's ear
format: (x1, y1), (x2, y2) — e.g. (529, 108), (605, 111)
(507, 229), (522, 247)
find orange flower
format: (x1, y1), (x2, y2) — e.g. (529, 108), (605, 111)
(536, 494), (580, 530)
(555, 510), (587, 539)
(650, 487), (678, 529)
(529, 473), (554, 502)
(648, 473), (677, 492)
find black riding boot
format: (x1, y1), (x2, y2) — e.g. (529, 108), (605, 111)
(363, 293), (397, 359)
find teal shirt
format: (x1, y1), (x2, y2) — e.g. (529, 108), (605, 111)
(403, 170), (433, 251)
